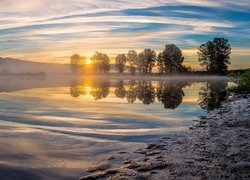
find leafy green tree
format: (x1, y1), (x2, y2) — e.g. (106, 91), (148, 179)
(70, 54), (85, 73)
(198, 37), (231, 74)
(115, 54), (127, 73)
(138, 49), (156, 74)
(91, 52), (110, 73)
(160, 44), (185, 74)
(127, 50), (137, 74)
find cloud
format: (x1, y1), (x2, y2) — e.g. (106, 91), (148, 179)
(0, 0), (249, 69)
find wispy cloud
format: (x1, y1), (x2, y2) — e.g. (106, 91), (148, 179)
(0, 0), (249, 69)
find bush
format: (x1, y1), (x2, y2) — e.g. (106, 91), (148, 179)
(228, 70), (250, 92)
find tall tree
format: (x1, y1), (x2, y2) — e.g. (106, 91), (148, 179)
(127, 50), (137, 74)
(91, 52), (110, 73)
(198, 37), (231, 74)
(160, 44), (185, 74)
(138, 49), (156, 74)
(70, 54), (85, 73)
(115, 54), (127, 73)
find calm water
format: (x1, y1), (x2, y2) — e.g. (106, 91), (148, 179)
(0, 76), (231, 179)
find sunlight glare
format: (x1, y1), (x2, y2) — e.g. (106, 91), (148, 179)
(86, 59), (92, 64)
(85, 86), (92, 93)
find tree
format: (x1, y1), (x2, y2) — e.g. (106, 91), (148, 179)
(198, 37), (231, 74)
(137, 49), (156, 74)
(160, 44), (185, 74)
(91, 52), (110, 73)
(157, 52), (164, 74)
(115, 54), (127, 73)
(70, 54), (85, 73)
(127, 50), (137, 74)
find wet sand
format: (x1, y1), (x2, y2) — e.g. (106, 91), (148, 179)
(81, 92), (250, 179)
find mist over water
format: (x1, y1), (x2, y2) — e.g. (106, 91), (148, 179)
(0, 76), (232, 179)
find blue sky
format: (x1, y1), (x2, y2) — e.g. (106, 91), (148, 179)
(0, 0), (249, 69)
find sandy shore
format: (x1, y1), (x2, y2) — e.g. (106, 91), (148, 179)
(80, 92), (250, 180)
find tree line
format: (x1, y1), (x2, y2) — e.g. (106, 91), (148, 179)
(70, 37), (231, 75)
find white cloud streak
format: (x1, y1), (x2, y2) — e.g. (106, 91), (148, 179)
(0, 0), (249, 69)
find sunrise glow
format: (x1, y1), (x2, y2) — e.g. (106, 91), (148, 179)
(0, 1), (249, 69)
(85, 86), (92, 93)
(86, 59), (92, 65)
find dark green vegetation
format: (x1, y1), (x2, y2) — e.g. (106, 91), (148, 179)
(198, 38), (231, 75)
(70, 37), (233, 75)
(158, 44), (190, 74)
(228, 69), (250, 92)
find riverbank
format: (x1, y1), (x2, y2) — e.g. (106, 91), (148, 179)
(81, 92), (250, 179)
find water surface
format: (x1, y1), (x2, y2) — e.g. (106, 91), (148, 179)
(0, 76), (230, 179)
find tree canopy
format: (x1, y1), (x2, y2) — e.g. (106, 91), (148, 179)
(115, 54), (127, 73)
(91, 52), (110, 73)
(159, 44), (185, 74)
(127, 50), (138, 74)
(198, 37), (231, 74)
(70, 54), (86, 73)
(138, 49), (156, 74)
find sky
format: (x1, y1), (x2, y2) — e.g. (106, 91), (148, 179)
(0, 0), (249, 69)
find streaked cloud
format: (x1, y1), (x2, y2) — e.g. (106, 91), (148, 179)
(0, 0), (249, 69)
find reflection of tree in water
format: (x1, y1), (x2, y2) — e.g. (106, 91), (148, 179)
(157, 81), (187, 109)
(126, 82), (137, 103)
(115, 81), (126, 99)
(199, 81), (228, 112)
(69, 79), (110, 100)
(90, 80), (110, 100)
(70, 86), (86, 97)
(136, 81), (155, 105)
(69, 79), (188, 110)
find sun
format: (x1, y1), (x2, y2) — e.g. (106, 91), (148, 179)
(85, 86), (92, 93)
(86, 59), (92, 64)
